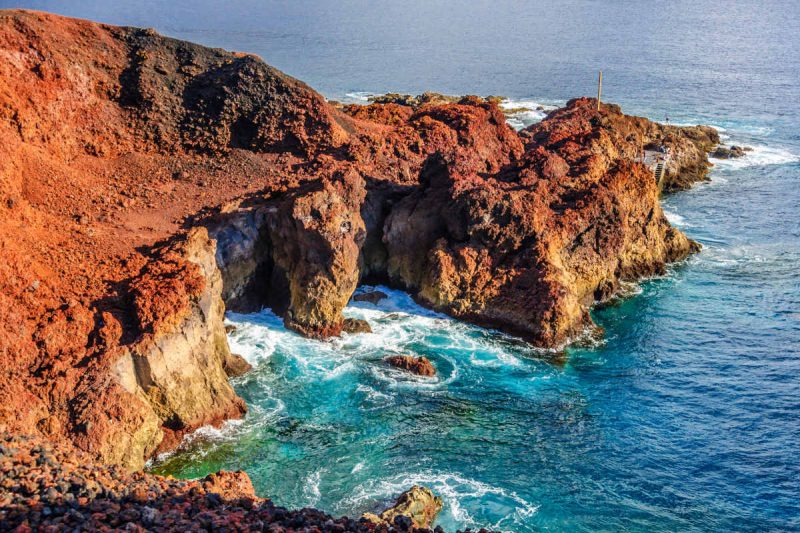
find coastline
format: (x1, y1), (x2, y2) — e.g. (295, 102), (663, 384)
(0, 9), (735, 532)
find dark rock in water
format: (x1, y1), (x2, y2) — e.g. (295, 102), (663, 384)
(223, 353), (253, 377)
(711, 144), (751, 159)
(362, 485), (444, 529)
(353, 290), (388, 304)
(224, 324), (237, 334)
(342, 318), (372, 334)
(385, 355), (436, 377)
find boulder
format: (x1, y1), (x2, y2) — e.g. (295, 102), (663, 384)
(223, 353), (253, 378)
(711, 144), (751, 159)
(202, 470), (257, 500)
(385, 355), (436, 377)
(352, 290), (388, 305)
(362, 485), (443, 529)
(342, 318), (372, 334)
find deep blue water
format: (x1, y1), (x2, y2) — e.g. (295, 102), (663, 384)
(7, 1), (800, 530)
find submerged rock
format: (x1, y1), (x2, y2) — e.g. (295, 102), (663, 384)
(353, 290), (389, 304)
(363, 485), (444, 529)
(385, 355), (436, 377)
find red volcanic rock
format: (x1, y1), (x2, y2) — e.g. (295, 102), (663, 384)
(385, 355), (437, 377)
(202, 470), (257, 500)
(384, 98), (708, 346)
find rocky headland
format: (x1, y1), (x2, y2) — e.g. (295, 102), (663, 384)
(0, 9), (718, 530)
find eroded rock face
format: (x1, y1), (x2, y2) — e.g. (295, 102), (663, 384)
(100, 228), (245, 468)
(384, 98), (704, 346)
(268, 172), (367, 337)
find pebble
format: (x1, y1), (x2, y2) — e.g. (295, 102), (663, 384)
(0, 432), (495, 532)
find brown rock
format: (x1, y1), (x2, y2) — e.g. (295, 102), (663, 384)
(385, 355), (436, 377)
(362, 485), (443, 529)
(202, 470), (256, 500)
(342, 318), (372, 334)
(223, 353), (253, 378)
(269, 172), (367, 339)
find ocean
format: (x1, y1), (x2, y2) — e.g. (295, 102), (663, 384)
(7, 1), (799, 530)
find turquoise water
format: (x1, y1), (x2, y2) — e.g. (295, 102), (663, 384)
(10, 1), (800, 530)
(153, 123), (800, 530)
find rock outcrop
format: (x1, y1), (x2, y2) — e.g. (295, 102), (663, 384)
(385, 355), (437, 377)
(711, 144), (752, 159)
(269, 174), (367, 337)
(383, 99), (704, 346)
(363, 485), (444, 529)
(78, 228), (247, 469)
(353, 290), (389, 304)
(0, 10), (718, 473)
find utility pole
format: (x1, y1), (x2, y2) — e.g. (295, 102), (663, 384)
(597, 71), (603, 111)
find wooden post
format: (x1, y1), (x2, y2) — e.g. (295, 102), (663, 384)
(597, 71), (603, 111)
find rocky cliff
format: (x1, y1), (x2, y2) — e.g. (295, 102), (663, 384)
(0, 9), (717, 476)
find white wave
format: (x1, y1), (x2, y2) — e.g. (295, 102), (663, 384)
(303, 469), (324, 506)
(343, 91), (378, 102)
(711, 144), (800, 171)
(342, 470), (538, 531)
(499, 98), (562, 131)
(149, 418), (245, 466)
(663, 209), (690, 228)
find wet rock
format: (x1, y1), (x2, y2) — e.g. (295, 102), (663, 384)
(385, 355), (436, 377)
(362, 485), (444, 529)
(711, 144), (751, 159)
(342, 318), (372, 334)
(384, 98), (707, 346)
(353, 290), (388, 305)
(223, 353), (253, 377)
